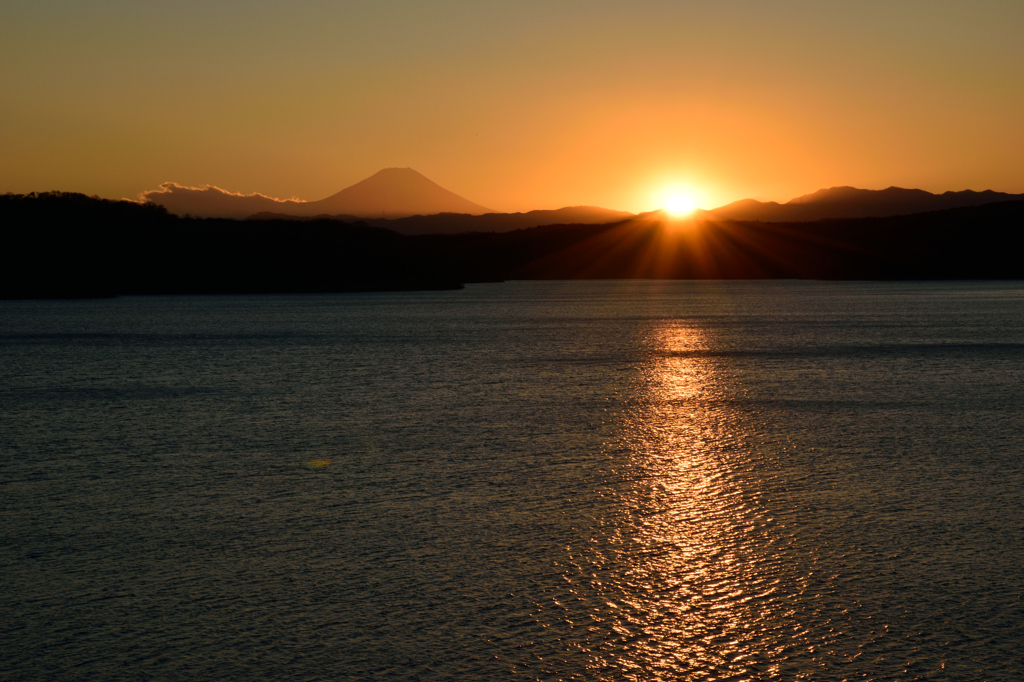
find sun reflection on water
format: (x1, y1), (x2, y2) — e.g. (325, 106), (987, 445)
(556, 321), (807, 680)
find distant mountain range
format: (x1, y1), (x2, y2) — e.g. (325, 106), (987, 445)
(699, 186), (1024, 222)
(141, 169), (1023, 232)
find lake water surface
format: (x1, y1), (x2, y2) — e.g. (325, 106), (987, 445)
(3, 281), (1023, 680)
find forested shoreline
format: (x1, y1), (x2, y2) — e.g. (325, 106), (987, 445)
(2, 192), (1022, 299)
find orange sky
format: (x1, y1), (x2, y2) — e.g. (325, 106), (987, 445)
(2, 1), (1022, 213)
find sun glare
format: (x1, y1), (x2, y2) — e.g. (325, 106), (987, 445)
(665, 195), (696, 217)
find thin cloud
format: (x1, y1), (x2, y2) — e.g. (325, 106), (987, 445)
(139, 182), (307, 219)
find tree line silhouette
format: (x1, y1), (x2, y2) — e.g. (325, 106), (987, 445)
(2, 191), (1022, 299)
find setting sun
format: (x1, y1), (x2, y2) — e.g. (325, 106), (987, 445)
(665, 195), (696, 217)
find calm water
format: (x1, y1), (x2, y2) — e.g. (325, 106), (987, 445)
(2, 281), (1023, 680)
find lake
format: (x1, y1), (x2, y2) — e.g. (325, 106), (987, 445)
(2, 281), (1023, 680)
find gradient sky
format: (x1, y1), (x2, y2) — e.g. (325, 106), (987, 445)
(2, 0), (1022, 213)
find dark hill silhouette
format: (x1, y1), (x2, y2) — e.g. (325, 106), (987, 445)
(702, 186), (1024, 222)
(3, 192), (1023, 299)
(506, 201), (1024, 280)
(141, 168), (493, 219)
(247, 206), (635, 234)
(0, 192), (462, 297)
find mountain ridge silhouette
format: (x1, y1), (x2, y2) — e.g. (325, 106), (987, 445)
(701, 186), (1024, 222)
(142, 167), (1024, 227)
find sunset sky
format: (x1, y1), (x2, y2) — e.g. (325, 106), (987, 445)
(2, 0), (1022, 213)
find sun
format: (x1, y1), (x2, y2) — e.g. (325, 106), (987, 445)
(665, 194), (696, 217)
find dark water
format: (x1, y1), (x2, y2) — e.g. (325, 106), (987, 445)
(2, 281), (1023, 680)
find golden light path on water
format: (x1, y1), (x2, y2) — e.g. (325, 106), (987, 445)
(547, 319), (827, 680)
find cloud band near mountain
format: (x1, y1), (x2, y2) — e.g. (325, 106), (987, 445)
(140, 183), (307, 219)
